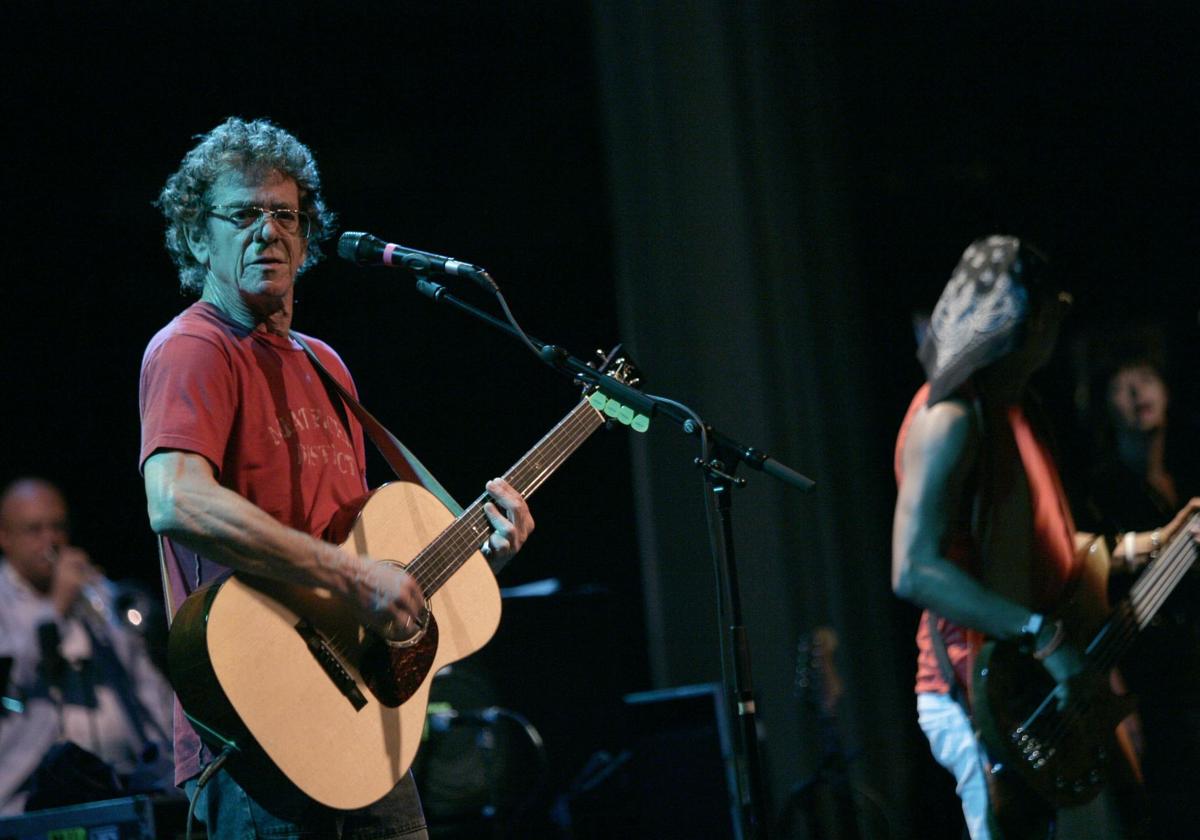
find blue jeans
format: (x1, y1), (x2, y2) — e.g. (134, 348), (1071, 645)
(184, 768), (427, 840)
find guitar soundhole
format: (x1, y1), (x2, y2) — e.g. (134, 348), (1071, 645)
(360, 614), (440, 708)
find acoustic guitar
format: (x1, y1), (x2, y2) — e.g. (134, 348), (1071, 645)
(167, 358), (641, 809)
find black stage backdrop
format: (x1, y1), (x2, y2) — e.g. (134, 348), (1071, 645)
(2, 3), (1198, 838)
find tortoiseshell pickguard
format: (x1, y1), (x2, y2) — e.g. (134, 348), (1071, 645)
(359, 615), (440, 708)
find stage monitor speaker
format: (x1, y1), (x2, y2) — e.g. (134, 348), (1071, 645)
(623, 683), (740, 839)
(562, 682), (741, 839)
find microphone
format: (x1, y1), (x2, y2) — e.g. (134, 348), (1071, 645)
(45, 546), (109, 622)
(338, 231), (497, 293)
(80, 583), (111, 622)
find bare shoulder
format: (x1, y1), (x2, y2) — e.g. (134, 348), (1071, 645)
(903, 398), (978, 479)
(908, 398), (973, 450)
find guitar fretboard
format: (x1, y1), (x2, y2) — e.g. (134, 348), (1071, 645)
(1087, 512), (1200, 670)
(405, 398), (605, 596)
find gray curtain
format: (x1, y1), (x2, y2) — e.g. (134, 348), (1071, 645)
(592, 2), (921, 835)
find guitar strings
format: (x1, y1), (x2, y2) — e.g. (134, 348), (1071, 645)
(1085, 513), (1198, 671)
(1033, 530), (1195, 745)
(407, 401), (594, 588)
(411, 418), (600, 599)
(405, 401), (604, 597)
(416, 404), (603, 594)
(337, 402), (602, 660)
(1126, 513), (1200, 629)
(1022, 514), (1199, 754)
(1017, 523), (1192, 745)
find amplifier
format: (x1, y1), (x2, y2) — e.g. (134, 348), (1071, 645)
(561, 682), (741, 839)
(0, 795), (189, 840)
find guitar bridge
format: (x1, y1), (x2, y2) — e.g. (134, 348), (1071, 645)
(294, 618), (368, 711)
(1011, 727), (1055, 770)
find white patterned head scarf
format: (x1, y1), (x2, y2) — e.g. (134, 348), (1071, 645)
(918, 235), (1045, 403)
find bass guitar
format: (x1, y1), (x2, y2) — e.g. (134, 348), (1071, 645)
(973, 513), (1198, 826)
(167, 357), (642, 809)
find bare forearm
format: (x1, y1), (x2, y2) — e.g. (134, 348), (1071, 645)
(144, 451), (432, 643)
(895, 553), (1032, 641)
(165, 487), (349, 587)
(144, 452), (365, 596)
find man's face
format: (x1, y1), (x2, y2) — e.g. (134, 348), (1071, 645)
(190, 168), (308, 311)
(0, 485), (68, 593)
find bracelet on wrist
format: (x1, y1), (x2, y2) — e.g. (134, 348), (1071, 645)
(1018, 612), (1046, 656)
(1124, 531), (1137, 567)
(1032, 618), (1066, 661)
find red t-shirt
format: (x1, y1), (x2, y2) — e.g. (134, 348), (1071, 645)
(895, 384), (1080, 698)
(138, 301), (368, 784)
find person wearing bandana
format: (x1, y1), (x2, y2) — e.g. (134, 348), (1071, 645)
(891, 236), (1199, 839)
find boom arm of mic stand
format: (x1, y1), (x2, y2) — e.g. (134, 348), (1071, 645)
(541, 348), (815, 492)
(708, 435), (816, 493)
(413, 278), (656, 411)
(413, 278), (815, 493)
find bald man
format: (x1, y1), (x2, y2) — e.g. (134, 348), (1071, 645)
(0, 478), (173, 814)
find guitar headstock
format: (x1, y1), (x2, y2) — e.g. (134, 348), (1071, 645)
(589, 345), (640, 383)
(794, 625), (844, 717)
(585, 345), (649, 432)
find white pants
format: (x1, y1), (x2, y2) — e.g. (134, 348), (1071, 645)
(917, 692), (993, 840)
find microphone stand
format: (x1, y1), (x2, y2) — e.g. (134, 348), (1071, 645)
(410, 275), (814, 840)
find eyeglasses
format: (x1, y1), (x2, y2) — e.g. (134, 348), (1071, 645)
(208, 205), (312, 237)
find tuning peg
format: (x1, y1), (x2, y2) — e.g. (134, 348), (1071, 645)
(586, 392), (650, 433)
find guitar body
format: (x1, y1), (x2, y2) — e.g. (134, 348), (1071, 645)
(973, 538), (1137, 835)
(168, 481), (502, 809)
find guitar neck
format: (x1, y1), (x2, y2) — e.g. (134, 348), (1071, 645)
(1088, 512), (1200, 670)
(406, 398), (605, 596)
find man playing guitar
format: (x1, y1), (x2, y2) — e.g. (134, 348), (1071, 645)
(140, 117), (534, 839)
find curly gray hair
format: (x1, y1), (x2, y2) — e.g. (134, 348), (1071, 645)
(156, 117), (336, 295)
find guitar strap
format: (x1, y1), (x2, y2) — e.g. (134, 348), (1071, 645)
(927, 611), (968, 707)
(290, 332), (464, 517)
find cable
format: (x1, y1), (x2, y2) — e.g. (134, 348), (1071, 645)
(491, 286), (544, 360)
(184, 745), (235, 840)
